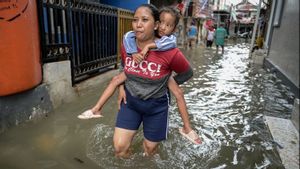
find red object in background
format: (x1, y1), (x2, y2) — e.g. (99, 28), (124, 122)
(208, 27), (214, 31)
(177, 2), (184, 15)
(0, 0), (42, 96)
(204, 19), (214, 29)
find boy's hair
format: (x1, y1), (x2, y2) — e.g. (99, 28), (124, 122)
(159, 6), (181, 28)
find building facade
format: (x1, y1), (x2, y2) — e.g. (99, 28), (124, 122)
(264, 0), (299, 98)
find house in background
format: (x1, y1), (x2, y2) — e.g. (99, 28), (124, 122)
(211, 0), (231, 29)
(234, 1), (258, 35)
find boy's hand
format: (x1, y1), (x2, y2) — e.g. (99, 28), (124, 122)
(140, 46), (149, 59)
(132, 53), (144, 64)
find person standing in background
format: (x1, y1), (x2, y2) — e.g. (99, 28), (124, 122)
(187, 21), (197, 49)
(215, 23), (227, 54)
(206, 26), (215, 48)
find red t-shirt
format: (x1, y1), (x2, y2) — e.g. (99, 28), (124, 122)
(121, 45), (192, 99)
(121, 45), (190, 79)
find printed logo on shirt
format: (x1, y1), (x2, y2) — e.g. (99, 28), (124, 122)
(125, 57), (162, 78)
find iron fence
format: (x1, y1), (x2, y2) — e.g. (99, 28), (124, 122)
(38, 0), (133, 84)
(117, 9), (134, 64)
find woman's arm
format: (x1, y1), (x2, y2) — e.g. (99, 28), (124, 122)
(118, 84), (126, 110)
(117, 45), (128, 109)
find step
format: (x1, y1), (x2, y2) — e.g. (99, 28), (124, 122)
(265, 116), (299, 169)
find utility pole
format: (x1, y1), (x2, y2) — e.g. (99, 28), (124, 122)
(249, 0), (262, 56)
(217, 0), (220, 27)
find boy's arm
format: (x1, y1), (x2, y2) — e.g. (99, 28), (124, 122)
(139, 42), (156, 57)
(132, 34), (177, 62)
(123, 31), (138, 54)
(140, 35), (177, 57)
(154, 34), (177, 51)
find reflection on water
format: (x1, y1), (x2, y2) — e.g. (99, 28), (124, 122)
(0, 43), (294, 169)
(85, 43), (292, 168)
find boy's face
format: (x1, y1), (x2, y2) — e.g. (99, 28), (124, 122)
(158, 12), (176, 37)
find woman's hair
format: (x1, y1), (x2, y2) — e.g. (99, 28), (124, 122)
(134, 4), (159, 22)
(159, 6), (181, 28)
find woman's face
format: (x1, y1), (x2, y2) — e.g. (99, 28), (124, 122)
(132, 7), (158, 42)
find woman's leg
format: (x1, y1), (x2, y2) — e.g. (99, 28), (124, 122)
(114, 91), (142, 158)
(113, 127), (136, 158)
(143, 139), (159, 156)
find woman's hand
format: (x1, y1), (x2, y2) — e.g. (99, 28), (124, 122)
(118, 84), (126, 110)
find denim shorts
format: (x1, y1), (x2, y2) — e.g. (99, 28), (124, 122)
(116, 88), (169, 142)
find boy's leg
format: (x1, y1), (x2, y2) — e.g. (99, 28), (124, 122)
(167, 77), (192, 133)
(167, 77), (201, 144)
(91, 72), (127, 114)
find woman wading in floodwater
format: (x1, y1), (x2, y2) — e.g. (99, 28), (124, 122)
(113, 4), (194, 157)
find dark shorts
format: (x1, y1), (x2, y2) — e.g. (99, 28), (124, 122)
(206, 40), (213, 47)
(116, 88), (169, 142)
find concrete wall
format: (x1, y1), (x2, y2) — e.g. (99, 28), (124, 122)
(0, 61), (118, 133)
(43, 61), (78, 109)
(0, 84), (53, 133)
(266, 0), (299, 97)
(43, 61), (119, 108)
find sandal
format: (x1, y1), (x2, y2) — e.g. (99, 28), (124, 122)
(179, 128), (202, 145)
(77, 109), (103, 119)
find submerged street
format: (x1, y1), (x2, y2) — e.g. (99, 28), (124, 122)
(0, 42), (294, 169)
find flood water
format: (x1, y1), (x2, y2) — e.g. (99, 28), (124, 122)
(0, 43), (294, 169)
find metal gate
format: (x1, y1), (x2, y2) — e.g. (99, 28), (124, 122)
(38, 0), (133, 84)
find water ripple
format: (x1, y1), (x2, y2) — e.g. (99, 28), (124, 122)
(86, 43), (293, 168)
